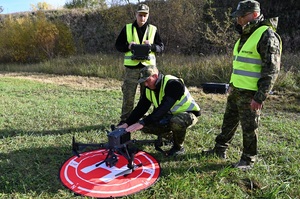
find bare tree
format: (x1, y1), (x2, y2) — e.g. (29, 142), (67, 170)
(64, 0), (107, 9)
(107, 0), (140, 7)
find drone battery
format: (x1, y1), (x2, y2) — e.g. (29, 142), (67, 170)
(108, 128), (130, 147)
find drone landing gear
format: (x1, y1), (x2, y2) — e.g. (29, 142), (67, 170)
(115, 163), (143, 177)
(91, 146), (141, 177)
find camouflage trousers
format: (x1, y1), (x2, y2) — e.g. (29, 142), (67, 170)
(215, 88), (261, 163)
(120, 67), (145, 121)
(142, 112), (198, 148)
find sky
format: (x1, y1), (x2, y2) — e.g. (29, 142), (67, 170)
(0, 0), (66, 14)
(0, 0), (139, 14)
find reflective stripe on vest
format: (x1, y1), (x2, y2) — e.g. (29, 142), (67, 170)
(232, 69), (261, 78)
(124, 24), (157, 66)
(145, 75), (200, 114)
(233, 55), (262, 65)
(230, 26), (269, 91)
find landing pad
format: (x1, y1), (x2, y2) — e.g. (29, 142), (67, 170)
(59, 149), (161, 198)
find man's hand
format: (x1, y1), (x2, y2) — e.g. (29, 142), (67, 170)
(126, 123), (144, 133)
(250, 99), (262, 111)
(128, 42), (136, 50)
(117, 123), (128, 129)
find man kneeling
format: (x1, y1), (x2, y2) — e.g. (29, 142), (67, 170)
(118, 65), (201, 156)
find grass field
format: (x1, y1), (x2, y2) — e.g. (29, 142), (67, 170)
(0, 73), (299, 199)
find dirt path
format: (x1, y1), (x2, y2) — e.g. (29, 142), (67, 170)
(0, 72), (122, 90)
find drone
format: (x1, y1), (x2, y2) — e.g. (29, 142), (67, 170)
(72, 125), (170, 176)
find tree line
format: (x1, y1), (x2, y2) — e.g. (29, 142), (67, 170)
(0, 0), (298, 63)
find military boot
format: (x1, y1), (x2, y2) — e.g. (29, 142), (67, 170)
(202, 144), (227, 159)
(232, 159), (254, 171)
(167, 146), (185, 157)
(202, 148), (227, 159)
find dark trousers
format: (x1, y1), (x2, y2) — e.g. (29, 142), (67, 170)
(142, 112), (198, 149)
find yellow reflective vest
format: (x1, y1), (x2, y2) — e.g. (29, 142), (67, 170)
(124, 23), (157, 66)
(230, 26), (269, 91)
(145, 75), (200, 114)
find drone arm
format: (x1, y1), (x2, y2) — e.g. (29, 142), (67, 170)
(75, 143), (106, 148)
(72, 136), (107, 157)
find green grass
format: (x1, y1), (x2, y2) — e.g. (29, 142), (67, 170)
(0, 75), (299, 199)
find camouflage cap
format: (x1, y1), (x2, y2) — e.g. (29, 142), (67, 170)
(138, 65), (158, 83)
(231, 0), (260, 17)
(136, 4), (149, 14)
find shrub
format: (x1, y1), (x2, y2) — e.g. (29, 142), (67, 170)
(53, 20), (76, 57)
(34, 12), (59, 59)
(0, 12), (76, 63)
(0, 16), (37, 62)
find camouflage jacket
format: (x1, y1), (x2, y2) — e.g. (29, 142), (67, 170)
(236, 15), (282, 103)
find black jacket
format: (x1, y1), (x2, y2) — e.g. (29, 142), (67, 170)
(115, 21), (164, 68)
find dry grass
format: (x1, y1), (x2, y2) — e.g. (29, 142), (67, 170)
(0, 72), (121, 90)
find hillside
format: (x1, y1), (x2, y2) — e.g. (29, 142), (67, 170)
(1, 0), (299, 56)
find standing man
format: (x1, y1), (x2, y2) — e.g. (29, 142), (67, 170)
(118, 65), (201, 157)
(115, 4), (164, 125)
(202, 0), (282, 170)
